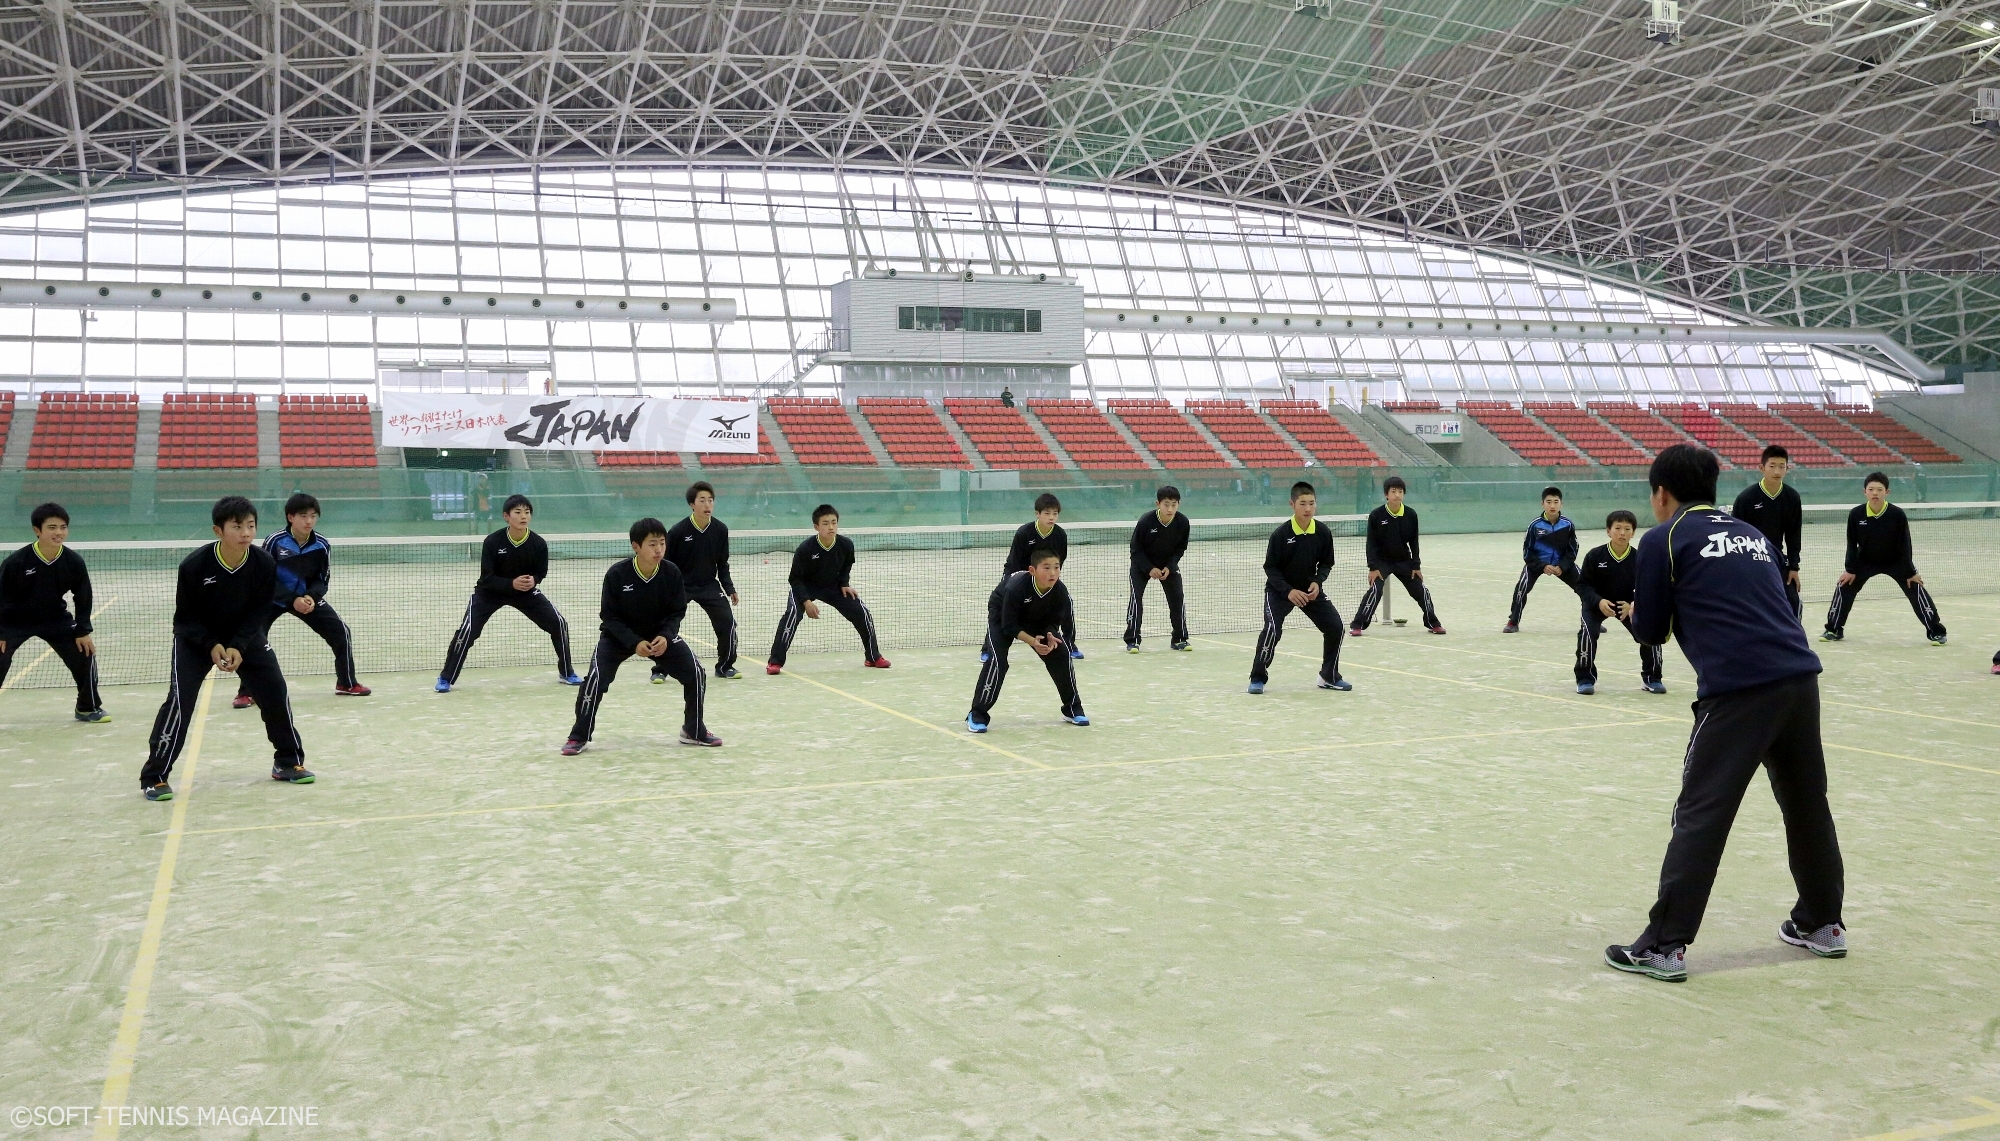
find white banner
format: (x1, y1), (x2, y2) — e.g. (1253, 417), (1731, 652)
(380, 393), (758, 453)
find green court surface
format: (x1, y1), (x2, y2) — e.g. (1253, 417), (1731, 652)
(4, 532), (1999, 1140)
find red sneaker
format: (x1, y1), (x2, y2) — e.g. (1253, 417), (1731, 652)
(865, 657), (892, 669)
(765, 662), (782, 675)
(231, 693), (255, 709)
(560, 739), (586, 756)
(1347, 628), (1364, 637)
(334, 683), (372, 697)
(1429, 626), (1447, 635)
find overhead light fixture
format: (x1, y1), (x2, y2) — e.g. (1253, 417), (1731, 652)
(1976, 88), (2000, 135)
(1984, 19), (1995, 29)
(1645, 0), (1683, 44)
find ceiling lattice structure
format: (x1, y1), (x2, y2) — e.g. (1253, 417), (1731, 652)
(3, 0), (1999, 370)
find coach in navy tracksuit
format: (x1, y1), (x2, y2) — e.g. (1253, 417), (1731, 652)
(1504, 486), (1580, 631)
(1605, 444), (1845, 983)
(235, 492), (368, 706)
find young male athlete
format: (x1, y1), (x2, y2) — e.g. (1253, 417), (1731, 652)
(1822, 472), (1946, 646)
(1350, 475), (1444, 636)
(437, 494), (580, 692)
(1731, 445), (1804, 621)
(767, 504), (889, 673)
(1504, 487), (1578, 632)
(983, 493), (1080, 662)
(968, 548), (1088, 732)
(1123, 485), (1192, 653)
(140, 496), (311, 801)
(0, 502), (107, 722)
(1606, 444), (1843, 982)
(1573, 510), (1665, 696)
(232, 492), (369, 708)
(661, 481), (741, 681)
(1249, 481), (1351, 694)
(563, 517), (720, 755)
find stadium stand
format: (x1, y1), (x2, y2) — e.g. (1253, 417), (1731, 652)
(0, 391), (12, 455)
(1654, 403), (1765, 468)
(1182, 400), (1303, 467)
(595, 450), (683, 469)
(1587, 402), (1699, 461)
(278, 395), (379, 468)
(1106, 399), (1230, 469)
(159, 393), (260, 469)
(1831, 405), (1961, 464)
(1382, 400), (1443, 413)
(1026, 399), (1147, 469)
(1456, 400), (1590, 466)
(1769, 404), (1901, 466)
(1709, 403), (1844, 467)
(1522, 402), (1649, 466)
(27, 392), (138, 470)
(766, 398), (876, 465)
(1259, 401), (1383, 467)
(856, 398), (970, 468)
(940, 399), (1064, 469)
(698, 420), (781, 467)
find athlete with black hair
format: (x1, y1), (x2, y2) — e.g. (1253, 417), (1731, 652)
(1605, 444), (1844, 982)
(437, 494), (580, 691)
(141, 496), (310, 801)
(767, 504), (888, 673)
(1731, 445), (1805, 621)
(968, 548), (1087, 732)
(233, 492), (369, 708)
(1350, 475), (1443, 636)
(1123, 485), (1192, 652)
(564, 517), (720, 755)
(661, 481), (742, 681)
(1822, 472), (1946, 646)
(1504, 487), (1579, 632)
(982, 493), (1080, 662)
(0, 502), (107, 722)
(1573, 509), (1664, 695)
(1249, 481), (1350, 694)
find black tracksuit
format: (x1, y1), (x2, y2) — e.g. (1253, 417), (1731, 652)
(999, 521), (1078, 650)
(570, 557), (708, 744)
(1824, 502), (1945, 639)
(662, 516), (739, 676)
(769, 534), (881, 666)
(142, 544), (304, 786)
(0, 542), (103, 713)
(1351, 504), (1441, 632)
(971, 571), (1084, 722)
(1508, 512), (1581, 626)
(1573, 542), (1662, 687)
(440, 528), (575, 683)
(1124, 510), (1191, 647)
(1628, 504), (1840, 954)
(1251, 519), (1343, 686)
(239, 528), (359, 693)
(1732, 480), (1804, 620)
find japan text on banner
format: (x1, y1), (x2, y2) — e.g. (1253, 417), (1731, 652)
(380, 393), (759, 453)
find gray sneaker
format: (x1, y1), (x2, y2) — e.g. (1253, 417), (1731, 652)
(1604, 943), (1687, 982)
(1779, 920), (1846, 958)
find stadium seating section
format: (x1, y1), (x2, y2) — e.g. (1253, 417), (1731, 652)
(1709, 403), (1843, 467)
(1588, 402), (1697, 461)
(1522, 403), (1649, 466)
(1107, 399), (1229, 468)
(28, 393), (138, 470)
(0, 391), (12, 456)
(940, 399), (1064, 469)
(157, 393), (259, 469)
(1457, 401), (1589, 466)
(1259, 401), (1382, 467)
(857, 398), (969, 468)
(766, 397), (876, 465)
(1027, 399), (1146, 470)
(1830, 406), (1961, 464)
(278, 395), (379, 468)
(1184, 400), (1304, 467)
(595, 450), (684, 469)
(1653, 404), (1765, 468)
(1382, 400), (1443, 413)
(1769, 404), (1900, 466)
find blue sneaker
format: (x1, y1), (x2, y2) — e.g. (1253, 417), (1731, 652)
(560, 673), (584, 686)
(1576, 682), (1595, 695)
(966, 715), (989, 734)
(1069, 648), (1085, 660)
(1125, 643), (1140, 654)
(979, 651), (991, 663)
(1247, 681), (1265, 694)
(1317, 678), (1353, 691)
(1066, 712), (1090, 726)
(434, 677), (452, 693)
(1643, 679), (1667, 694)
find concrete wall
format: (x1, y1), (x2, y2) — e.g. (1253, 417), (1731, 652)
(1876, 374), (2000, 463)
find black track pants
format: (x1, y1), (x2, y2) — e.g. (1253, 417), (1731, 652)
(1575, 609), (1664, 686)
(1508, 563), (1579, 627)
(1824, 567), (1946, 639)
(0, 624), (103, 712)
(768, 588), (881, 666)
(970, 629), (1083, 721)
(440, 588), (575, 682)
(1633, 673), (1844, 952)
(241, 601), (358, 692)
(1250, 589), (1343, 685)
(1122, 567), (1187, 646)
(143, 638), (302, 786)
(657, 591), (737, 677)
(1352, 562), (1440, 631)
(573, 634), (707, 743)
